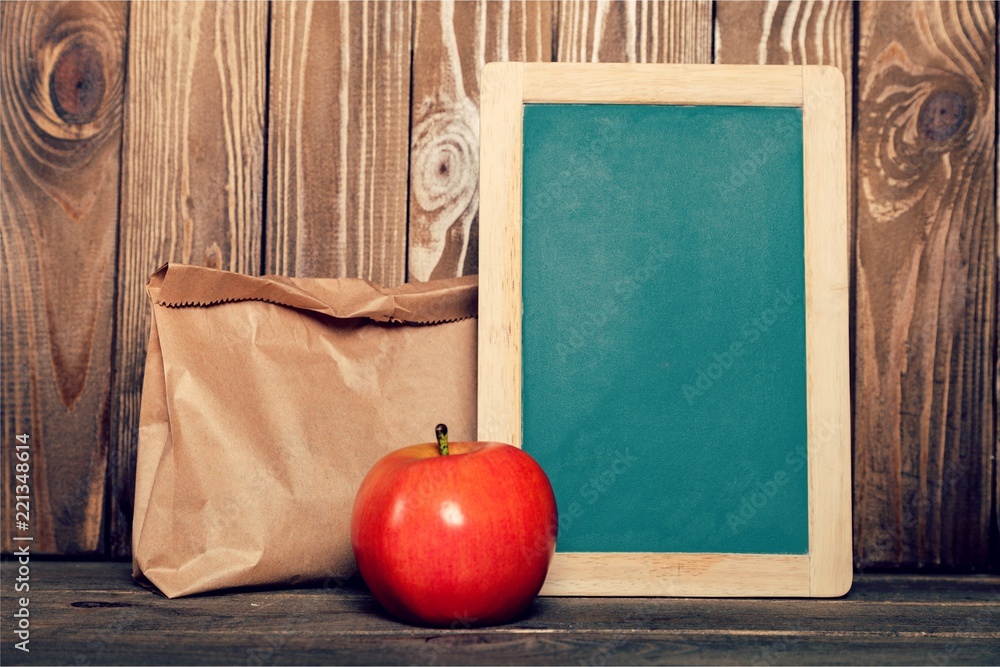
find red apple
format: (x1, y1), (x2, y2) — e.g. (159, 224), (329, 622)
(350, 424), (558, 627)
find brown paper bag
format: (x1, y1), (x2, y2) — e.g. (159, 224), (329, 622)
(132, 263), (477, 598)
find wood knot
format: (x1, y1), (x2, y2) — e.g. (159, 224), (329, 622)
(50, 41), (105, 125)
(410, 110), (478, 222)
(7, 2), (125, 144)
(918, 91), (967, 142)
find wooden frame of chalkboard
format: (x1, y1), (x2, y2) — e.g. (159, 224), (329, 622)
(478, 64), (851, 597)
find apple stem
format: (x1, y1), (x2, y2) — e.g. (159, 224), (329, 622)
(435, 423), (449, 456)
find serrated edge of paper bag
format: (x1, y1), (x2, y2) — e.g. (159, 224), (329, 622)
(147, 263), (477, 325)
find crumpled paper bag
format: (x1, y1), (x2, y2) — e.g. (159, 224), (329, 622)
(132, 263), (477, 598)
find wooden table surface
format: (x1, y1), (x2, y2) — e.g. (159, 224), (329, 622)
(1, 561), (998, 665)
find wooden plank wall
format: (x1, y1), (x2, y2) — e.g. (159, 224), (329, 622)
(1, 0), (997, 571)
(2, 1), (127, 554)
(266, 1), (411, 282)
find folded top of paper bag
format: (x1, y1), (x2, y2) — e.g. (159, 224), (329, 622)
(149, 263), (478, 324)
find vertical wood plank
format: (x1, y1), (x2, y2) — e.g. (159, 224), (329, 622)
(715, 0), (852, 68)
(408, 0), (553, 282)
(112, 0), (268, 556)
(1, 1), (127, 554)
(266, 0), (412, 284)
(554, 0), (712, 65)
(854, 0), (996, 569)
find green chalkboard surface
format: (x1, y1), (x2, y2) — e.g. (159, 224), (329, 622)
(521, 104), (808, 555)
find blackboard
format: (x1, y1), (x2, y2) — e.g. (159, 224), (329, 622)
(478, 64), (852, 597)
(521, 103), (808, 555)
